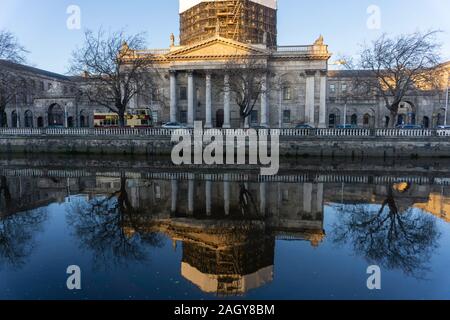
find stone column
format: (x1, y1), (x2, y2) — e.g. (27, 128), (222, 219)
(261, 73), (268, 127)
(170, 71), (177, 122)
(303, 183), (313, 213)
(305, 71), (316, 127)
(316, 183), (324, 217)
(319, 71), (327, 128)
(260, 182), (267, 216)
(224, 174), (230, 216)
(223, 74), (231, 129)
(187, 71), (195, 126)
(205, 72), (213, 128)
(188, 177), (195, 216)
(171, 179), (178, 213)
(206, 179), (212, 216)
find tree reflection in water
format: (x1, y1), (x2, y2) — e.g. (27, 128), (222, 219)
(67, 176), (164, 270)
(332, 184), (440, 278)
(239, 183), (260, 218)
(0, 176), (48, 269)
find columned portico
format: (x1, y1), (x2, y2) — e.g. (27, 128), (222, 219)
(187, 71), (195, 126)
(170, 71), (178, 122)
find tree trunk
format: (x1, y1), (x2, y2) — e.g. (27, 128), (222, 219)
(118, 110), (126, 128)
(389, 111), (397, 128)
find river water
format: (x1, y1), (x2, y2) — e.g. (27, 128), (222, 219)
(0, 155), (449, 300)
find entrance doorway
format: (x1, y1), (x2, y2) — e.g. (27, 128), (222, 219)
(216, 109), (224, 128)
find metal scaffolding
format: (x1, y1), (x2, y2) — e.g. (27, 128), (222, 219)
(179, 0), (277, 47)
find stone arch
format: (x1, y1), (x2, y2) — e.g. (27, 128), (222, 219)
(11, 110), (19, 128)
(80, 110), (89, 128)
(362, 109), (376, 128)
(423, 116), (430, 128)
(328, 108), (341, 128)
(48, 103), (64, 127)
(436, 108), (446, 127)
(24, 110), (33, 128)
(397, 101), (417, 125)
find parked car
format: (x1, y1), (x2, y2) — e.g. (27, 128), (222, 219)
(161, 122), (187, 129)
(396, 124), (424, 129)
(295, 124), (314, 129)
(336, 124), (359, 129)
(437, 125), (450, 130)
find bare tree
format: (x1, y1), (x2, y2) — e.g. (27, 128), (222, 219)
(0, 30), (28, 127)
(69, 29), (159, 127)
(217, 57), (269, 127)
(0, 30), (28, 63)
(345, 31), (442, 127)
(0, 67), (28, 127)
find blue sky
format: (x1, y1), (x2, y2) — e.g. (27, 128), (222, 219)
(0, 0), (449, 74)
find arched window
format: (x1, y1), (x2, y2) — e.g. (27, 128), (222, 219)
(397, 115), (404, 126)
(329, 114), (336, 128)
(384, 116), (390, 128)
(363, 114), (370, 126)
(80, 111), (89, 128)
(423, 116), (430, 129)
(48, 104), (64, 127)
(437, 111), (445, 126)
(24, 110), (33, 128)
(11, 111), (19, 128)
(351, 114), (358, 125)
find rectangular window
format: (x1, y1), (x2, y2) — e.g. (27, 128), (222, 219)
(180, 87), (187, 100)
(283, 110), (291, 123)
(250, 110), (258, 125)
(283, 87), (291, 100)
(341, 84), (348, 92)
(330, 84), (336, 93)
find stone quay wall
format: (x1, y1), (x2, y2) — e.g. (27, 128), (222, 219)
(0, 127), (450, 158)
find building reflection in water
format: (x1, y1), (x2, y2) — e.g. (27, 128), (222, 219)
(119, 176), (325, 296)
(0, 166), (449, 294)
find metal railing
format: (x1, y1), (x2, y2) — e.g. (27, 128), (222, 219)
(0, 127), (449, 138)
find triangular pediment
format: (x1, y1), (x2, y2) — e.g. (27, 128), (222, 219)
(166, 36), (269, 59)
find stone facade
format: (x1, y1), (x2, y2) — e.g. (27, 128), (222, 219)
(327, 66), (450, 129)
(0, 59), (93, 128)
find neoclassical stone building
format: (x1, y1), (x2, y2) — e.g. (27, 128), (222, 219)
(133, 34), (330, 129)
